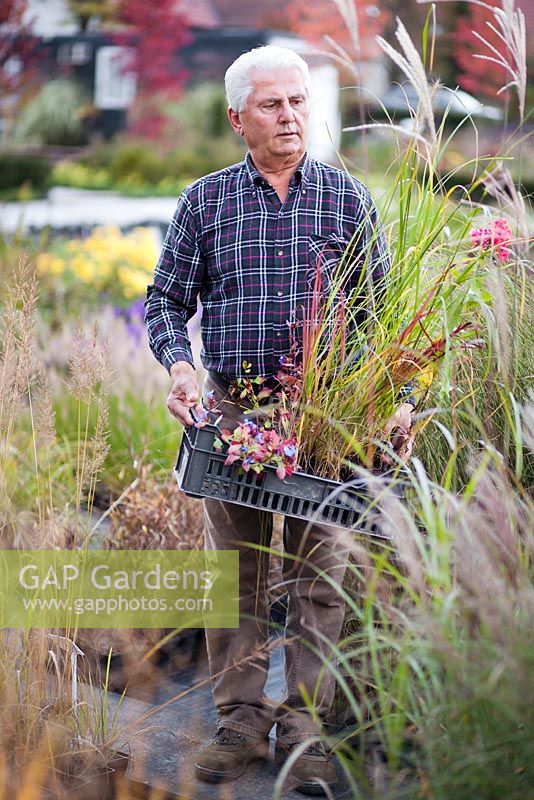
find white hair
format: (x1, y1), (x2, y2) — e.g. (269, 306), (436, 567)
(225, 45), (311, 112)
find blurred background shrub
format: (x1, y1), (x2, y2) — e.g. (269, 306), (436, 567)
(0, 153), (52, 197)
(12, 78), (91, 147)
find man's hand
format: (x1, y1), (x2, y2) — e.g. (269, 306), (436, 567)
(380, 402), (415, 465)
(167, 362), (206, 426)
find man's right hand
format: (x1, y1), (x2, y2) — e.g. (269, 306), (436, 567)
(167, 362), (206, 426)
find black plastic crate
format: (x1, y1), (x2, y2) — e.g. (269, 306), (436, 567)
(175, 419), (404, 537)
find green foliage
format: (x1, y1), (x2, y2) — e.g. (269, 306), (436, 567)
(108, 143), (169, 184)
(417, 274), (534, 490)
(320, 459), (534, 800)
(48, 83), (245, 193)
(52, 389), (180, 497)
(13, 79), (88, 146)
(160, 82), (244, 176)
(50, 159), (190, 196)
(164, 81), (232, 139)
(302, 10), (534, 797)
(50, 160), (113, 191)
(0, 153), (52, 192)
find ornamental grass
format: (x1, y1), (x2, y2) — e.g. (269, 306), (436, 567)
(214, 164), (521, 483)
(209, 0), (530, 487)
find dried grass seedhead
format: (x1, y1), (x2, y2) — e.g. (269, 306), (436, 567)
(376, 17), (437, 148)
(36, 307), (168, 404)
(80, 388), (110, 504)
(473, 0), (526, 122)
(33, 361), (57, 454)
(451, 465), (533, 635)
(66, 321), (112, 401)
(379, 489), (429, 599)
(19, 512), (85, 550)
(0, 255), (40, 418)
(482, 162), (530, 251)
(422, 0), (527, 121)
(328, 0), (361, 64)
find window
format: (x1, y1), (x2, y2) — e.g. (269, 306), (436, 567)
(94, 46), (137, 109)
(57, 41), (92, 66)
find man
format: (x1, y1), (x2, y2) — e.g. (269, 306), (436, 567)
(145, 45), (414, 796)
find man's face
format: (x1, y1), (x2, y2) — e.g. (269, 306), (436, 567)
(229, 67), (309, 165)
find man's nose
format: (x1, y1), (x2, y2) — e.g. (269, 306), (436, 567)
(278, 99), (296, 122)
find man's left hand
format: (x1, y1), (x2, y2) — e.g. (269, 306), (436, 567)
(380, 402), (415, 465)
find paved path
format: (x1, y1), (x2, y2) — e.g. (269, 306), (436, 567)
(98, 639), (357, 799)
(0, 187), (178, 235)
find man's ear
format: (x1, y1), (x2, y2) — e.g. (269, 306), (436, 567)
(227, 107), (243, 136)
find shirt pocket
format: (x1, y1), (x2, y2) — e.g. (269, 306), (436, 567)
(307, 233), (350, 292)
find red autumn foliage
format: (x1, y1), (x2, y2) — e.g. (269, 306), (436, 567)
(112, 0), (191, 138)
(285, 0), (388, 62)
(0, 0), (38, 99)
(453, 0), (508, 101)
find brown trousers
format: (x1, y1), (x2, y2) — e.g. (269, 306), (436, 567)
(202, 371), (349, 744)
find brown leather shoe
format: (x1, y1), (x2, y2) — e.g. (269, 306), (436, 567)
(275, 739), (337, 796)
(195, 727), (270, 783)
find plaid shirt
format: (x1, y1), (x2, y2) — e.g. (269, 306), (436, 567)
(144, 152), (390, 379)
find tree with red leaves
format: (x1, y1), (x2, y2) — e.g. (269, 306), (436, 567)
(0, 0), (37, 111)
(285, 0), (388, 69)
(112, 0), (191, 138)
(453, 0), (508, 103)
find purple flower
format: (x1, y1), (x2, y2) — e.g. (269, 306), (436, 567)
(112, 299), (146, 342)
(283, 444), (296, 458)
(126, 321), (143, 345)
(128, 298), (145, 319)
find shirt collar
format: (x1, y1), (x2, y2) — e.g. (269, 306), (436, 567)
(244, 151), (311, 191)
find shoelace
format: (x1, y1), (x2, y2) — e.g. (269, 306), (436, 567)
(214, 728), (245, 747)
(285, 740), (328, 758)
(302, 741), (327, 758)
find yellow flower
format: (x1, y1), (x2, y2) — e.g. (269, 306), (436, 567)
(38, 225), (158, 300)
(70, 255), (94, 283)
(417, 366), (435, 390)
(118, 266), (150, 298)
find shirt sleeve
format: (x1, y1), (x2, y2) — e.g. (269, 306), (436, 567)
(144, 191), (205, 374)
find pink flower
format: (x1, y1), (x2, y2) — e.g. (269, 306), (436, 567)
(220, 418), (298, 478)
(469, 218), (514, 264)
(261, 430), (281, 448)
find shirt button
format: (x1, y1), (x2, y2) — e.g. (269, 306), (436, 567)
(277, 291), (283, 297)
(302, 189), (306, 195)
(277, 250), (283, 256)
(276, 332), (282, 337)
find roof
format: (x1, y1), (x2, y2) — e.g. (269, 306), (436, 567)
(174, 0), (222, 29)
(211, 0), (288, 29)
